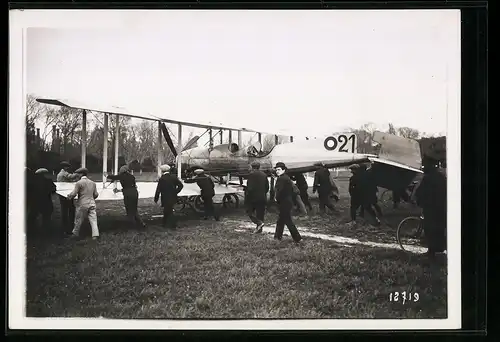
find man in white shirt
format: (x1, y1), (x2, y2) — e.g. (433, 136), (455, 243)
(67, 167), (100, 240)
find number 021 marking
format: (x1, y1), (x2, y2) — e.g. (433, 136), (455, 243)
(324, 134), (356, 152)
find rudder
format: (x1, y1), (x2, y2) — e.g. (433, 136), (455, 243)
(371, 131), (422, 170)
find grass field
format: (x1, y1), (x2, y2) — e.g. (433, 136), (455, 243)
(26, 175), (447, 319)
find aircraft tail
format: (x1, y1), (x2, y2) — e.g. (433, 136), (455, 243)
(371, 131), (422, 170)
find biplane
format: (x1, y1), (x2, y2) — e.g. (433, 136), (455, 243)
(36, 97), (423, 212)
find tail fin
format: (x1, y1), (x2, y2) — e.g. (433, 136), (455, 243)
(371, 131), (422, 170)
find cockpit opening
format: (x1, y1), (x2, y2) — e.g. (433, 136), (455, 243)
(229, 143), (239, 153)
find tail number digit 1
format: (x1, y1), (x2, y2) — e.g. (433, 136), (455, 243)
(324, 134), (356, 152)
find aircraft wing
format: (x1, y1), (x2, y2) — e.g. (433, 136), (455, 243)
(36, 97), (286, 135)
(36, 98), (160, 122)
(54, 181), (243, 200)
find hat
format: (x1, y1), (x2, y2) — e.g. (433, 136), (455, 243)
(275, 162), (287, 170)
(119, 165), (130, 174)
(34, 168), (49, 174)
(160, 164), (171, 172)
(74, 167), (88, 175)
(251, 161), (260, 169)
(194, 168), (205, 175)
(60, 161), (71, 167)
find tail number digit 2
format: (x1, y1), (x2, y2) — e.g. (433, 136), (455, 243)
(324, 134), (356, 152)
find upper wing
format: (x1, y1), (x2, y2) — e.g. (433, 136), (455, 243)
(36, 98), (160, 122)
(36, 97), (285, 135)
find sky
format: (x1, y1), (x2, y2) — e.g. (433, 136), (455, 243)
(26, 10), (460, 142)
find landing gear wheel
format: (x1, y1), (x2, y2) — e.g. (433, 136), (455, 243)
(173, 200), (186, 213)
(194, 195), (205, 213)
(222, 193), (239, 209)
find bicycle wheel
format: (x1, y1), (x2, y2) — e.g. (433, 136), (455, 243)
(397, 216), (424, 252)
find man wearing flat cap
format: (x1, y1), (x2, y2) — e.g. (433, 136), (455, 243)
(185, 168), (220, 221)
(107, 164), (146, 230)
(154, 164), (184, 229)
(273, 162), (302, 243)
(67, 167), (100, 240)
(31, 168), (57, 234)
(57, 161), (81, 235)
(245, 161), (269, 233)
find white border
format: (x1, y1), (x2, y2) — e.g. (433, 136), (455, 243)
(8, 9), (462, 330)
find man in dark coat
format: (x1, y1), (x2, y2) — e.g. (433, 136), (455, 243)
(56, 161), (81, 235)
(107, 165), (146, 230)
(347, 164), (379, 226)
(415, 157), (447, 258)
(312, 162), (337, 214)
(290, 172), (313, 212)
(246, 161), (269, 233)
(185, 168), (220, 221)
(32, 168), (57, 234)
(358, 163), (383, 223)
(154, 164), (184, 229)
(273, 162), (302, 243)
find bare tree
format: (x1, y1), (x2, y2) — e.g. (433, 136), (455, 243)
(397, 126), (420, 139)
(25, 94), (47, 128)
(41, 106), (83, 155)
(359, 122), (377, 136)
(86, 126), (105, 159)
(135, 121), (157, 163)
(387, 123), (397, 135)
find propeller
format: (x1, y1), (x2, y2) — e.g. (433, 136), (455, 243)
(160, 123), (178, 157)
(160, 122), (200, 157)
(182, 136), (199, 151)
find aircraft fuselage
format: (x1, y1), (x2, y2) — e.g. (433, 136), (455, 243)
(178, 135), (371, 178)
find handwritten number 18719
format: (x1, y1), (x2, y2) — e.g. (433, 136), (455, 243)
(389, 291), (419, 305)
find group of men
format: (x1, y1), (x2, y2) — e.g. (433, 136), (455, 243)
(153, 164), (220, 230)
(26, 163), (101, 240)
(25, 155), (446, 257)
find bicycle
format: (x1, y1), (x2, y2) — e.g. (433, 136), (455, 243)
(396, 213), (425, 252)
